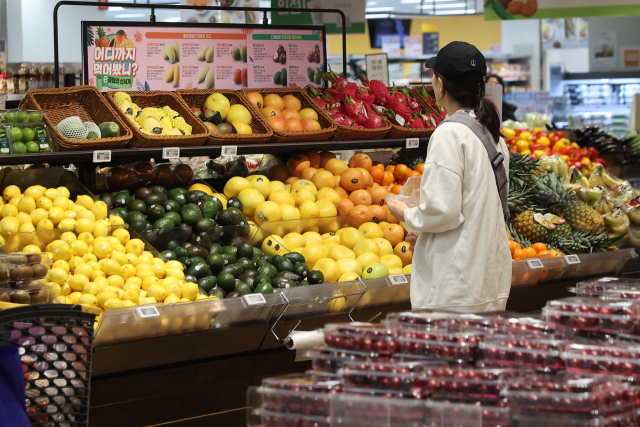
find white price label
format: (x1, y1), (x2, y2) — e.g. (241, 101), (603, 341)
(135, 305), (160, 319)
(39, 144), (48, 150)
(162, 147), (180, 160)
(376, 105), (384, 113)
(221, 145), (238, 157)
(243, 293), (267, 306)
(526, 259), (544, 269)
(406, 138), (419, 149)
(565, 254), (581, 265)
(388, 274), (409, 285)
(93, 150), (112, 163)
(395, 114), (406, 127)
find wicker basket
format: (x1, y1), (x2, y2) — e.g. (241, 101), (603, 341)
(241, 88), (336, 143)
(299, 88), (391, 141)
(104, 90), (209, 148)
(410, 85), (445, 122)
(385, 86), (438, 139)
(20, 86), (133, 151)
(177, 89), (273, 145)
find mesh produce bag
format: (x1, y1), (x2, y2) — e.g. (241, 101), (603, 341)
(83, 122), (101, 138)
(56, 117), (89, 140)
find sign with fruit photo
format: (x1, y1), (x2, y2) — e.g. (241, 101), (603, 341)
(83, 23), (325, 91)
(484, 0), (640, 20)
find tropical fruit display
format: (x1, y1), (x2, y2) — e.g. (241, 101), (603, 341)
(190, 92), (253, 135)
(245, 92), (322, 132)
(56, 116), (120, 140)
(112, 91), (193, 136)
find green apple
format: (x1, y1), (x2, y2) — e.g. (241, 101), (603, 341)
(9, 127), (23, 142)
(362, 263), (389, 279)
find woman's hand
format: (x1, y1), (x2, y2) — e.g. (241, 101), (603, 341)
(405, 231), (419, 251)
(388, 199), (409, 222)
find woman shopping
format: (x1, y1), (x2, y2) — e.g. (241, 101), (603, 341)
(388, 41), (511, 313)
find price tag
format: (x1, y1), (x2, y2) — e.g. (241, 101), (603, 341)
(0, 129), (9, 154)
(565, 254), (581, 265)
(93, 150), (112, 163)
(221, 145), (238, 157)
(395, 114), (406, 126)
(406, 138), (419, 149)
(35, 127), (49, 151)
(243, 293), (267, 306)
(162, 147), (180, 160)
(388, 274), (409, 285)
(135, 305), (160, 319)
(526, 259), (544, 270)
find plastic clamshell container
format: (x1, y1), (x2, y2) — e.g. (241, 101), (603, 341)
(604, 287), (640, 300)
(248, 407), (330, 427)
(323, 323), (399, 354)
(512, 410), (637, 427)
(310, 347), (393, 373)
(572, 277), (640, 298)
(395, 329), (483, 363)
(0, 109), (45, 124)
(278, 280), (366, 320)
(340, 368), (429, 399)
(562, 342), (640, 378)
(3, 278), (50, 291)
(385, 311), (492, 330)
(0, 285), (52, 305)
(506, 372), (637, 416)
(1, 253), (52, 284)
(544, 297), (640, 335)
(4, 122), (52, 153)
(262, 373), (344, 393)
(479, 335), (567, 372)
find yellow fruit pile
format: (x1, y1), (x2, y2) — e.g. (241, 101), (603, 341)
(0, 185), (216, 321)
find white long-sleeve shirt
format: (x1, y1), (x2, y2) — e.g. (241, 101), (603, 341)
(403, 120), (512, 313)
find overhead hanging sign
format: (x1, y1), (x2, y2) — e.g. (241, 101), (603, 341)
(485, 0), (640, 20)
(270, 0), (365, 34)
(82, 22), (325, 91)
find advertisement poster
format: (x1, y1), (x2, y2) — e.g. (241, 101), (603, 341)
(593, 29), (617, 70)
(83, 23), (325, 91)
(485, 0), (640, 20)
(180, 0), (259, 25)
(381, 36), (401, 56)
(541, 18), (588, 51)
(270, 0), (365, 34)
(621, 46), (640, 70)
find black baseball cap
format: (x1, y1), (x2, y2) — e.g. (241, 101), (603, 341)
(425, 41), (486, 81)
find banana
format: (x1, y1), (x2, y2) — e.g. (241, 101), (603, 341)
(628, 211), (640, 224)
(605, 214), (626, 227)
(551, 161), (559, 177)
(627, 229), (640, 246)
(602, 171), (622, 189)
(581, 177), (590, 189)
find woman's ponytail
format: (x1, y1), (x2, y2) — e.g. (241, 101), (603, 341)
(476, 96), (502, 143)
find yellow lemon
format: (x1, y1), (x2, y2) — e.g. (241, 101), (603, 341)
(74, 264), (93, 279)
(138, 252), (153, 265)
(47, 207), (64, 225)
(165, 269), (185, 281)
(75, 233), (93, 247)
(164, 294), (180, 305)
(125, 253), (139, 266)
(299, 200), (319, 222)
(69, 274), (89, 292)
(1, 204), (18, 218)
(281, 204), (301, 221)
(125, 239), (144, 256)
(123, 282), (141, 293)
(60, 283), (72, 296)
(3, 185), (21, 202)
(164, 282), (181, 298)
(140, 297), (157, 305)
(60, 231), (77, 244)
(112, 228), (130, 245)
(180, 282), (199, 300)
(73, 218), (94, 234)
(403, 264), (412, 274)
(52, 197), (70, 210)
(301, 243), (327, 269)
(0, 216), (19, 237)
(340, 228), (365, 250)
(254, 201), (282, 226)
(161, 276), (178, 288)
(164, 261), (184, 271)
(223, 176), (253, 198)
(358, 223), (383, 239)
(57, 219), (76, 231)
(291, 179), (318, 195)
(83, 254), (98, 265)
(36, 197), (53, 211)
(77, 209), (96, 222)
(69, 256), (85, 271)
(16, 212), (32, 225)
(108, 215), (125, 227)
(147, 284), (166, 302)
(104, 298), (125, 310)
(142, 276), (160, 291)
(79, 294), (99, 307)
(49, 267), (68, 285)
(89, 201), (107, 220)
(312, 258), (341, 283)
(303, 231), (323, 245)
(107, 275), (125, 289)
(316, 187), (341, 207)
(100, 259), (122, 276)
(356, 251), (379, 268)
(380, 254), (403, 270)
(53, 243), (72, 261)
(67, 292), (82, 304)
(76, 195), (94, 210)
(24, 186), (44, 201)
(68, 240), (88, 257)
(338, 271), (361, 282)
(328, 244), (356, 261)
(85, 281), (103, 296)
(36, 219), (54, 231)
(17, 196), (35, 214)
(122, 290), (139, 304)
(44, 188), (61, 201)
(283, 232), (305, 249)
(122, 263), (136, 278)
(110, 251), (127, 266)
(374, 238), (393, 256)
(261, 235), (288, 256)
(270, 180), (286, 193)
(22, 244), (41, 253)
(106, 236), (120, 247)
(93, 241), (113, 259)
(388, 267), (403, 275)
(336, 257), (363, 276)
(152, 257), (165, 266)
(47, 283), (62, 298)
(316, 199), (337, 218)
(62, 210), (77, 220)
(353, 238), (380, 257)
(97, 291), (118, 309)
(93, 222), (109, 238)
(57, 187), (70, 199)
(19, 222), (35, 233)
(53, 259), (70, 272)
(9, 195), (22, 207)
(112, 243), (126, 255)
(292, 188), (315, 207)
(268, 189), (295, 206)
(152, 264), (166, 279)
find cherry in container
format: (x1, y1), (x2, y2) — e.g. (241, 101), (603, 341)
(604, 287), (640, 301)
(395, 329), (483, 363)
(572, 277), (640, 298)
(385, 311), (496, 331)
(543, 297), (640, 336)
(310, 347), (391, 373)
(479, 335), (567, 372)
(339, 360), (433, 399)
(260, 373), (342, 417)
(562, 342), (640, 378)
(323, 323), (399, 355)
(259, 411), (330, 427)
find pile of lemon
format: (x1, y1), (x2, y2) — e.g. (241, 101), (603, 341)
(260, 222), (412, 283)
(0, 185), (215, 321)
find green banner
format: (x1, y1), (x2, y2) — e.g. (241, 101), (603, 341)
(270, 0), (365, 34)
(485, 0), (640, 20)
(96, 74), (134, 91)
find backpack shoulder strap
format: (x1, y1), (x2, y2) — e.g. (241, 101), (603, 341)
(442, 110), (510, 221)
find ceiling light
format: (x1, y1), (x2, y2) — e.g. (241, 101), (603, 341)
(114, 13), (146, 18)
(108, 6), (124, 11)
(365, 7), (395, 11)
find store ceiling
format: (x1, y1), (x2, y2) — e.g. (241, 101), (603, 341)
(365, 0), (480, 17)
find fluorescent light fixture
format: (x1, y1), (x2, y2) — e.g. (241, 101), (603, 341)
(367, 2), (378, 5)
(114, 13), (146, 18)
(433, 8), (474, 13)
(400, 0), (421, 4)
(422, 3), (466, 8)
(164, 17), (181, 22)
(365, 7), (394, 11)
(108, 6), (124, 11)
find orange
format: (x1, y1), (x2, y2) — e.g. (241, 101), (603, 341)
(349, 153), (373, 171)
(537, 251), (549, 256)
(264, 94), (285, 111)
(383, 224), (404, 247)
(532, 243), (547, 253)
(385, 207), (399, 224)
(548, 250), (563, 258)
(301, 119), (321, 131)
(284, 118), (303, 131)
(325, 158), (349, 176)
(341, 168), (365, 192)
(246, 92), (264, 110)
(382, 171), (395, 187)
(512, 248), (524, 260)
(349, 189), (372, 206)
(311, 170), (335, 190)
(511, 242), (521, 252)
(267, 116), (286, 131)
(385, 165), (396, 173)
(508, 241), (518, 255)
(282, 94), (302, 111)
(301, 167), (318, 181)
(334, 187), (348, 198)
(261, 105), (282, 119)
(414, 163), (424, 174)
(358, 168), (373, 189)
(368, 205), (386, 224)
(394, 164), (410, 180)
(287, 154), (310, 177)
(390, 185), (403, 195)
(282, 108), (301, 120)
(394, 242), (413, 266)
(523, 247), (537, 258)
(407, 171), (421, 178)
(305, 149), (321, 168)
(371, 165), (384, 183)
(319, 151), (337, 168)
(339, 198), (355, 215)
(349, 204), (373, 227)
(368, 186), (388, 206)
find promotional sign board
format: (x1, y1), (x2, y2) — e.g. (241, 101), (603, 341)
(485, 0), (640, 20)
(270, 0), (366, 34)
(83, 22), (326, 91)
(541, 18), (588, 51)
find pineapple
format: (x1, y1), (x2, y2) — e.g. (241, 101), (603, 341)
(513, 211), (552, 243)
(531, 172), (604, 234)
(553, 222), (572, 237)
(96, 27), (109, 48)
(507, 222), (532, 249)
(547, 229), (623, 255)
